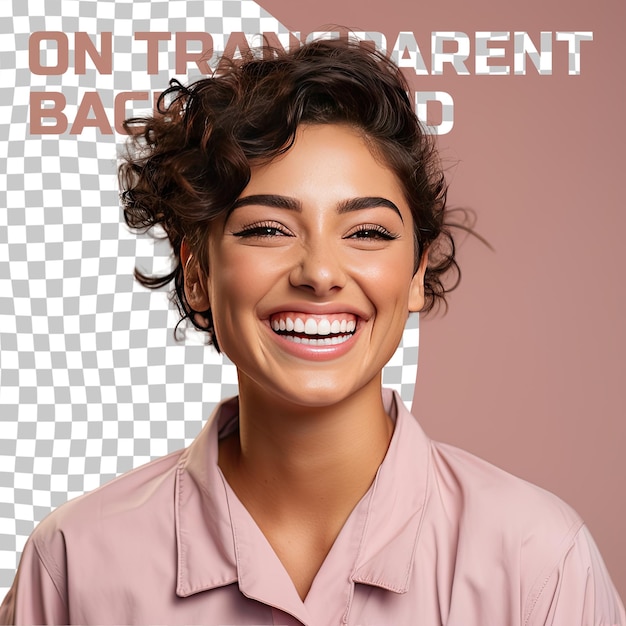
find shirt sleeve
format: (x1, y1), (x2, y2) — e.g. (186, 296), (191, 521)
(524, 524), (625, 626)
(0, 535), (69, 626)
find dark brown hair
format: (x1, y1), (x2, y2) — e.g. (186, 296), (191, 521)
(119, 38), (459, 348)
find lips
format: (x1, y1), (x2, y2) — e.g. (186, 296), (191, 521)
(269, 312), (357, 345)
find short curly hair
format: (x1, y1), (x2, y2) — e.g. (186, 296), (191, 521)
(119, 38), (460, 349)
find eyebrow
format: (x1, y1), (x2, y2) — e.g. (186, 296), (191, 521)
(230, 194), (302, 214)
(337, 196), (403, 222)
(229, 194), (403, 222)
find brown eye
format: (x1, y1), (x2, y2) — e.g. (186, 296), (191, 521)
(232, 222), (292, 238)
(346, 225), (399, 240)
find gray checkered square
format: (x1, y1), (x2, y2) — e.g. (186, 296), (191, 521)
(0, 1), (420, 599)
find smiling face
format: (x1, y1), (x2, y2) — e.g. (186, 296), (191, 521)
(184, 123), (427, 408)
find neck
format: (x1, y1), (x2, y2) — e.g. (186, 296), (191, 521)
(218, 374), (393, 524)
(217, 375), (395, 601)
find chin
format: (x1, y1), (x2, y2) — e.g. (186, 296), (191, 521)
(263, 374), (378, 410)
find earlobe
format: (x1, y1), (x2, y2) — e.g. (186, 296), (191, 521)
(408, 249), (428, 312)
(181, 239), (210, 313)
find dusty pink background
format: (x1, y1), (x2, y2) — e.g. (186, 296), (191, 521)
(258, 0), (626, 598)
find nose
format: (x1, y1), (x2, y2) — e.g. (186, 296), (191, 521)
(288, 239), (347, 296)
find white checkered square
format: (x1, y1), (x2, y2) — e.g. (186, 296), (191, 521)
(0, 0), (420, 599)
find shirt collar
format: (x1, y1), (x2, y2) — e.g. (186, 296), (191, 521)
(351, 389), (431, 593)
(174, 396), (240, 597)
(174, 389), (431, 600)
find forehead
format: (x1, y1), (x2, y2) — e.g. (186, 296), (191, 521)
(241, 124), (407, 209)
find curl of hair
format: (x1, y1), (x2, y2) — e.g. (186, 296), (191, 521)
(119, 38), (463, 348)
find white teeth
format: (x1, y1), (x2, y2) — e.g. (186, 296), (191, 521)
(304, 318), (317, 335)
(317, 319), (331, 335)
(281, 334), (352, 345)
(271, 315), (358, 337)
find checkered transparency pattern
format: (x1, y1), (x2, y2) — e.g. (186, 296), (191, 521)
(0, 0), (420, 599)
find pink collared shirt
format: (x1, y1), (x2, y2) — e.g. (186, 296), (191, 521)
(1, 390), (624, 625)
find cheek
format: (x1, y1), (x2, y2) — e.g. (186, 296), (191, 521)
(222, 250), (284, 294)
(352, 249), (416, 299)
(207, 247), (283, 327)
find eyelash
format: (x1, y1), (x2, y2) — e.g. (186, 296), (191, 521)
(345, 224), (399, 241)
(232, 222), (399, 241)
(232, 221), (292, 238)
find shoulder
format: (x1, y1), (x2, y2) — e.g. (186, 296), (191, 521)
(393, 393), (586, 569)
(38, 447), (184, 527)
(1, 449), (189, 623)
(427, 440), (583, 571)
(30, 447), (185, 571)
(428, 440), (583, 535)
(425, 440), (625, 623)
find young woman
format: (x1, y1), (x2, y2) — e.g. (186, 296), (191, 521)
(1, 39), (623, 625)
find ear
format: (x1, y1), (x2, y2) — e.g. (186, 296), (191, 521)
(181, 239), (210, 313)
(408, 248), (429, 312)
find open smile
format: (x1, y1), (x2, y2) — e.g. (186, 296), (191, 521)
(266, 312), (360, 358)
(270, 312), (356, 345)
